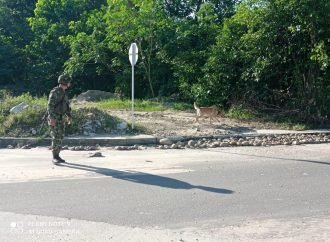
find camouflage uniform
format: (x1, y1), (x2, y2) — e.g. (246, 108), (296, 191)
(48, 86), (71, 158)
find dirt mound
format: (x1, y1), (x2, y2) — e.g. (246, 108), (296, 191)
(73, 90), (120, 102)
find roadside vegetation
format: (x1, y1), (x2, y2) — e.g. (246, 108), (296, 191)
(0, 91), (318, 137)
(0, 0), (328, 128)
(0, 92), (192, 137)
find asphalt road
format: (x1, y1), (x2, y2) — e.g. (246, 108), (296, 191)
(0, 144), (329, 241)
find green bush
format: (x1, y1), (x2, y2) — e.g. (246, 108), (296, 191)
(171, 102), (193, 111)
(226, 105), (255, 120)
(0, 107), (46, 137)
(0, 91), (48, 136)
(0, 92), (47, 114)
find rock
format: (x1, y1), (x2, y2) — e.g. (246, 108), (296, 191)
(188, 140), (197, 146)
(21, 144), (31, 149)
(168, 136), (185, 143)
(71, 146), (85, 151)
(209, 143), (217, 148)
(253, 141), (262, 146)
(10, 102), (29, 113)
(30, 128), (37, 135)
(170, 143), (178, 149)
(89, 152), (104, 157)
(176, 141), (185, 146)
(229, 141), (237, 146)
(242, 141), (250, 146)
(74, 90), (120, 102)
(159, 138), (173, 145)
(117, 122), (128, 130)
(220, 142), (229, 147)
(95, 120), (102, 127)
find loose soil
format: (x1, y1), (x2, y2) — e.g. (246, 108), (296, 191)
(109, 109), (287, 138)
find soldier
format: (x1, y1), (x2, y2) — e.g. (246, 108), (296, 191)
(48, 74), (72, 165)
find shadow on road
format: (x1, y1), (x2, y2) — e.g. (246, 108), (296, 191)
(60, 162), (234, 195)
(207, 150), (330, 166)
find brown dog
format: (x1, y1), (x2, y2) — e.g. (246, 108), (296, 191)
(194, 102), (221, 123)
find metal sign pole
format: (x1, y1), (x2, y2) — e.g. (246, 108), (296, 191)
(129, 43), (138, 130)
(131, 63), (134, 129)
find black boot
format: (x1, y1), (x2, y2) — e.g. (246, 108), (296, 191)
(52, 154), (66, 164)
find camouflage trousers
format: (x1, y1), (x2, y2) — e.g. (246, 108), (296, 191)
(49, 116), (65, 155)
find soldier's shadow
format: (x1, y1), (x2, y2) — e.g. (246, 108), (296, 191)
(60, 162), (234, 195)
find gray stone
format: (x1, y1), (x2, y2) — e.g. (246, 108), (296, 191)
(10, 102), (29, 113)
(220, 142), (229, 147)
(117, 122), (128, 130)
(74, 90), (120, 102)
(242, 141), (250, 146)
(30, 128), (37, 135)
(159, 138), (173, 145)
(170, 143), (178, 149)
(89, 152), (104, 157)
(188, 140), (197, 146)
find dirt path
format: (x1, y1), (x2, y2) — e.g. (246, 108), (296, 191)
(109, 110), (283, 138)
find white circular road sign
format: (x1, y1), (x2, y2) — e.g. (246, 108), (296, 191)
(129, 43), (138, 66)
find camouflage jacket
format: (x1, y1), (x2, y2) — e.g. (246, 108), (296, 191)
(47, 86), (71, 119)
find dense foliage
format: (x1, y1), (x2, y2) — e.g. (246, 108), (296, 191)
(0, 0), (329, 123)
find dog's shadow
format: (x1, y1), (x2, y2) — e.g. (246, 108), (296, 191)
(59, 162), (234, 195)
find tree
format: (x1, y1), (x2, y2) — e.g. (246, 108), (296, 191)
(0, 0), (36, 86)
(62, 5), (115, 93)
(104, 0), (173, 98)
(27, 0), (106, 94)
(163, 1), (237, 104)
(163, 0), (239, 21)
(205, 0), (330, 119)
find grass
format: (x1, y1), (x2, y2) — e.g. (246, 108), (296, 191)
(74, 98), (194, 112)
(94, 99), (166, 111)
(0, 92), (47, 112)
(0, 92), (48, 136)
(226, 105), (256, 120)
(271, 117), (309, 130)
(171, 102), (193, 111)
(225, 104), (311, 130)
